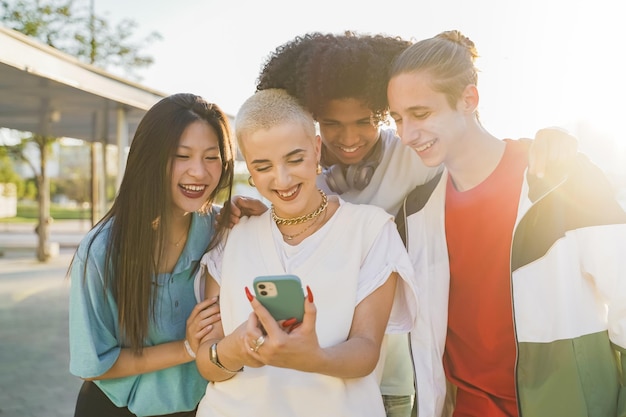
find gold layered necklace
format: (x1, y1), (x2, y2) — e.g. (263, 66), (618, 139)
(280, 208), (327, 241)
(271, 189), (328, 226)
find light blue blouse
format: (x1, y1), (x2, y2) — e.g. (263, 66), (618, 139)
(69, 211), (215, 416)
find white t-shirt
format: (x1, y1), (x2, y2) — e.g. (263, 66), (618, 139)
(195, 199), (417, 417)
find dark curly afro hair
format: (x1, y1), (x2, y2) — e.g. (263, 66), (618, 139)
(256, 31), (412, 124)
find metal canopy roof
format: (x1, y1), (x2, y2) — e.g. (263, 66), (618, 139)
(0, 24), (168, 143)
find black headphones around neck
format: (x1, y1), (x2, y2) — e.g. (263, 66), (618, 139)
(322, 138), (384, 194)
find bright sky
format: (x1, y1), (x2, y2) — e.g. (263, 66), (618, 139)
(97, 0), (625, 172)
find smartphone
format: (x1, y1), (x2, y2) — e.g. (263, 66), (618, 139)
(253, 274), (305, 322)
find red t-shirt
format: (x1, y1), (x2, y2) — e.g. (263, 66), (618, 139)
(443, 139), (529, 417)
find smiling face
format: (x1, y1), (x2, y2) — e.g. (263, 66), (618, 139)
(169, 120), (223, 217)
(242, 121), (322, 219)
(388, 71), (469, 168)
(316, 98), (380, 166)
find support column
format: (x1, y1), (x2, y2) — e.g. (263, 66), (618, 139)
(116, 106), (129, 191)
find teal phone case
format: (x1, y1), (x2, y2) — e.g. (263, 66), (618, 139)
(253, 274), (305, 322)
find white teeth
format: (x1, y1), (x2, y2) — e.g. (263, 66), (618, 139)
(415, 140), (435, 152)
(340, 146), (359, 153)
(181, 184), (206, 192)
(277, 188), (297, 198)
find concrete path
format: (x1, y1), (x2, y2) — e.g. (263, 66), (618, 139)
(0, 221), (85, 417)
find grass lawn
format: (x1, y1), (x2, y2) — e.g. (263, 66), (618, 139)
(0, 204), (90, 223)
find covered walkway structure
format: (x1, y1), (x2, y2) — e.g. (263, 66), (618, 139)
(0, 24), (168, 221)
(0, 24), (171, 260)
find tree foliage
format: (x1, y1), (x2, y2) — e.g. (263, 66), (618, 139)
(0, 150), (21, 184)
(0, 0), (161, 79)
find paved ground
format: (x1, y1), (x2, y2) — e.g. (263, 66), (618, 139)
(0, 221), (86, 417)
(0, 219), (90, 259)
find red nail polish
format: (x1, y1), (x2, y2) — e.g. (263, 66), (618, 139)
(306, 285), (314, 303)
(282, 318), (298, 327)
(245, 287), (254, 302)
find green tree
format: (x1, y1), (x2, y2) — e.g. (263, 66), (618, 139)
(3, 133), (57, 260)
(52, 177), (89, 203)
(22, 178), (38, 200)
(0, 0), (160, 261)
(55, 141), (91, 203)
(0, 0), (161, 78)
(0, 147), (23, 186)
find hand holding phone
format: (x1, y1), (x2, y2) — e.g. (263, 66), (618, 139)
(253, 274), (305, 322)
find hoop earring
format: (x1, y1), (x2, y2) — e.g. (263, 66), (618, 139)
(316, 163), (322, 175)
(248, 176), (256, 187)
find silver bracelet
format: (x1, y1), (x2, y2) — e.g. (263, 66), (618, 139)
(210, 342), (243, 373)
(183, 339), (196, 359)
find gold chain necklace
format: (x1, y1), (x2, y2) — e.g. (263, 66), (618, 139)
(171, 231), (187, 247)
(271, 189), (328, 226)
(280, 208), (326, 241)
(152, 216), (188, 247)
